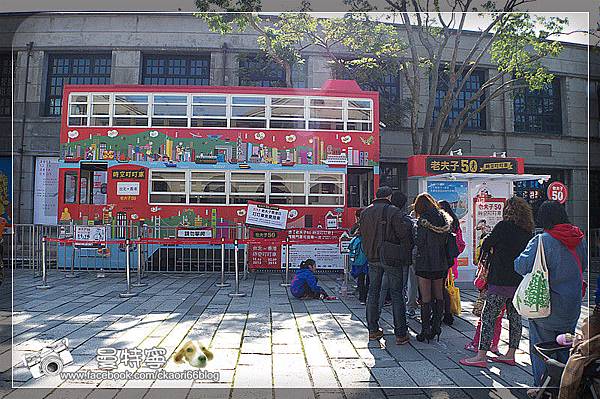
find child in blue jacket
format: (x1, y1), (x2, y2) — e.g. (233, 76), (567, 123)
(290, 259), (327, 299)
(349, 234), (368, 304)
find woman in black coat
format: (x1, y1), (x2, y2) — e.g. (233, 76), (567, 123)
(413, 193), (453, 342)
(460, 196), (534, 368)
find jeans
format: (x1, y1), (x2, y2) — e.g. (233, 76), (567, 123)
(529, 319), (576, 386)
(378, 272), (389, 314)
(367, 261), (407, 337)
(357, 273), (369, 302)
(405, 264), (418, 311)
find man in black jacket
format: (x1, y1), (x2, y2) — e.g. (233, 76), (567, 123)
(359, 186), (414, 344)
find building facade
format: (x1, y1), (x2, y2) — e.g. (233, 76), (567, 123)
(1, 13), (589, 229)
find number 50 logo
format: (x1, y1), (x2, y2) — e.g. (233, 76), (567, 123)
(546, 182), (568, 204)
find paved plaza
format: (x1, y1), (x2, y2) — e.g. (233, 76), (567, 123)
(1, 269), (591, 398)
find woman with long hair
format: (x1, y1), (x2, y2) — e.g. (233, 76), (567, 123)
(413, 193), (454, 342)
(514, 201), (587, 393)
(438, 200), (465, 325)
(460, 196), (534, 368)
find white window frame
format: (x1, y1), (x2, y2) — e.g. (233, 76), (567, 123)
(147, 169), (345, 206)
(189, 170), (227, 205)
(308, 172), (345, 206)
(191, 94), (229, 128)
(150, 93), (190, 127)
(267, 171), (307, 205)
(89, 93), (112, 127)
(68, 93), (89, 127)
(148, 169), (188, 205)
(67, 92), (373, 133)
(113, 93), (150, 127)
(230, 95), (267, 129)
(229, 170), (267, 204)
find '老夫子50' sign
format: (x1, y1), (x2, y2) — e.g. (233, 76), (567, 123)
(426, 156), (518, 175)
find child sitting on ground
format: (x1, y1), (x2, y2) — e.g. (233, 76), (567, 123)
(290, 259), (333, 299)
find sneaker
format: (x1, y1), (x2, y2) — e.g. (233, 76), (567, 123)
(369, 329), (384, 340)
(406, 308), (417, 318)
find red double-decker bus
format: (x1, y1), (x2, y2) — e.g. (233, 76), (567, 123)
(57, 80), (379, 236)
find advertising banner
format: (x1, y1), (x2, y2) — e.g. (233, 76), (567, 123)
(247, 228), (345, 270)
(34, 157), (59, 225)
(245, 202), (288, 230)
(248, 243), (282, 270)
(74, 225), (107, 247)
(427, 180), (469, 265)
(473, 197), (506, 256)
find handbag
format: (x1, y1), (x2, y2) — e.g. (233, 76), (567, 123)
(473, 250), (490, 291)
(379, 205), (404, 266)
(446, 270), (461, 315)
(446, 231), (460, 264)
(513, 235), (551, 318)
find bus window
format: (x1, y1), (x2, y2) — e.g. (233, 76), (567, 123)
(269, 172), (306, 205)
(231, 96), (266, 128)
(230, 171), (266, 204)
(190, 171), (226, 204)
(308, 173), (344, 205)
(64, 172), (78, 204)
(113, 94), (149, 127)
(79, 163), (108, 205)
(150, 170), (186, 204)
(192, 95), (227, 127)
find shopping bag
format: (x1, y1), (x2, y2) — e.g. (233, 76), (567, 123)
(513, 235), (551, 318)
(446, 270), (461, 315)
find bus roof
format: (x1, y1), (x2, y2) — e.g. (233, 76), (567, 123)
(62, 79), (378, 99)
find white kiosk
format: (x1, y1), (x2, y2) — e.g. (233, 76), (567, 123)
(408, 155), (550, 283)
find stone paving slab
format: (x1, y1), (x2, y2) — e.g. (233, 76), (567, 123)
(6, 269), (578, 398)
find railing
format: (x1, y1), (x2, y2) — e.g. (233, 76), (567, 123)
(32, 234), (350, 300)
(8, 223), (248, 272)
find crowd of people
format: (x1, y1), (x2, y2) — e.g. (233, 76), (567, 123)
(344, 186), (596, 396)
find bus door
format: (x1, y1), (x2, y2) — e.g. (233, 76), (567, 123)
(347, 167), (374, 208)
(79, 162), (108, 223)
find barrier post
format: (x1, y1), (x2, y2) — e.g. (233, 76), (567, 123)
(216, 238), (230, 288)
(36, 236), (51, 290)
(132, 237), (147, 288)
(119, 239), (137, 298)
(228, 239), (245, 297)
(65, 243), (78, 278)
(280, 238), (291, 287)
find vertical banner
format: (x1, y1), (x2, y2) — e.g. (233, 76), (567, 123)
(473, 197), (506, 257)
(34, 157), (59, 225)
(427, 180), (469, 266)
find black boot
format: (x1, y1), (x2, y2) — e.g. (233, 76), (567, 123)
(416, 302), (432, 343)
(431, 299), (444, 342)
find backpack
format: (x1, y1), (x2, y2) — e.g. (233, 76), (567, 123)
(348, 236), (367, 267)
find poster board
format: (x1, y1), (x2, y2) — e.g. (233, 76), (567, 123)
(247, 228), (345, 270)
(34, 157), (59, 225)
(245, 202), (288, 230)
(427, 181), (469, 266)
(74, 225), (107, 247)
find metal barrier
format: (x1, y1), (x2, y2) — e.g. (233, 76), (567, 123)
(10, 223), (248, 274)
